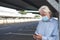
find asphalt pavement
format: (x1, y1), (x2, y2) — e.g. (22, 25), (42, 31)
(0, 21), (39, 40)
(0, 21), (59, 40)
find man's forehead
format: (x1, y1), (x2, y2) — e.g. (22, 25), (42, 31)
(40, 13), (46, 16)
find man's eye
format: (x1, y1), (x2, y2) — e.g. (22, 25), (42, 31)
(41, 14), (45, 16)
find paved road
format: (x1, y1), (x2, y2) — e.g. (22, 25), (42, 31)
(0, 21), (39, 40)
(0, 21), (59, 40)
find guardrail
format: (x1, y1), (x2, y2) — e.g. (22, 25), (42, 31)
(0, 19), (40, 24)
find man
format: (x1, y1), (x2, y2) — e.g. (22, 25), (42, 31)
(33, 6), (59, 40)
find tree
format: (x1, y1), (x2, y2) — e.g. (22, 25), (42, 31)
(35, 14), (40, 18)
(19, 10), (27, 15)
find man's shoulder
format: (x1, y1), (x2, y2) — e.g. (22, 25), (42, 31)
(52, 17), (58, 22)
(51, 17), (58, 24)
(53, 17), (58, 20)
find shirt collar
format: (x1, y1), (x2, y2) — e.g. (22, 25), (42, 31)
(49, 17), (54, 21)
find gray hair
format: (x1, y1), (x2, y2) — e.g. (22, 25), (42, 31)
(38, 5), (52, 17)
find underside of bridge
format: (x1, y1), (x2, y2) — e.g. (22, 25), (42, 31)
(0, 0), (59, 17)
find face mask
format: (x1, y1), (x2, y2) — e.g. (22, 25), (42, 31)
(42, 16), (49, 21)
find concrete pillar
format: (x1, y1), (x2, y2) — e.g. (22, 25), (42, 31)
(58, 0), (60, 40)
(47, 0), (59, 12)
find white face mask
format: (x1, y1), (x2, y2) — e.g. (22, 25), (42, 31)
(42, 16), (49, 21)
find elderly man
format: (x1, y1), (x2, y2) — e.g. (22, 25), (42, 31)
(33, 6), (59, 40)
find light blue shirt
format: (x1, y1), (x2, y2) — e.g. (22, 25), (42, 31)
(35, 17), (59, 40)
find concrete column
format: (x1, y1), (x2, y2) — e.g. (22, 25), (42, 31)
(47, 0), (59, 12)
(58, 0), (60, 40)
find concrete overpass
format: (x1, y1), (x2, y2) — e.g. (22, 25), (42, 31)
(0, 0), (59, 17)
